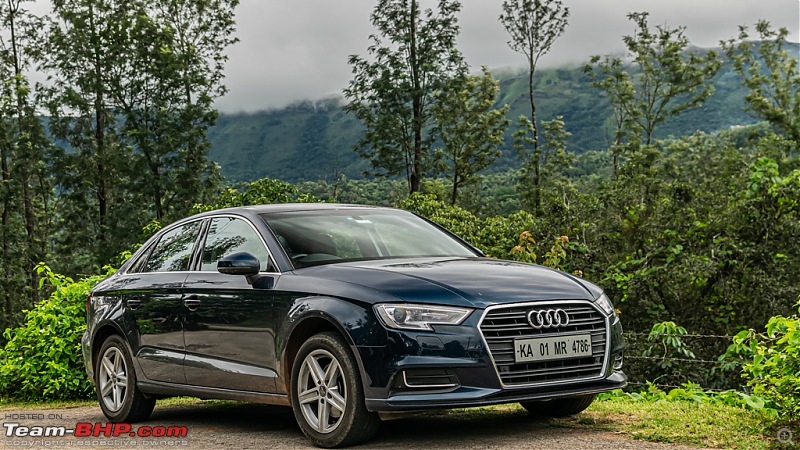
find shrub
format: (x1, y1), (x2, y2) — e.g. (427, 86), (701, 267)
(726, 299), (800, 426)
(0, 264), (113, 400)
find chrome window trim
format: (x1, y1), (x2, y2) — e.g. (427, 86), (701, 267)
(477, 299), (611, 389)
(121, 213), (282, 276)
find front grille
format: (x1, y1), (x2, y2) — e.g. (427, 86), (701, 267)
(479, 301), (608, 387)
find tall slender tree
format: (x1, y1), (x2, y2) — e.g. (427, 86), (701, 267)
(0, 0), (51, 326)
(585, 12), (721, 147)
(432, 67), (509, 205)
(499, 0), (569, 211)
(41, 0), (135, 268)
(344, 0), (466, 194)
(722, 21), (800, 147)
(40, 0), (236, 270)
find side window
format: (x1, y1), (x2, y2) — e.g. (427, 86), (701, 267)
(127, 244), (153, 274)
(201, 217), (273, 272)
(142, 221), (202, 273)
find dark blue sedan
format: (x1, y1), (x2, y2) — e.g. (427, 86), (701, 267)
(82, 204), (626, 447)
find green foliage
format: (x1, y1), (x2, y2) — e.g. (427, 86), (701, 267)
(598, 382), (772, 415)
(38, 0), (236, 277)
(723, 21), (800, 146)
(0, 0), (53, 332)
(192, 178), (322, 213)
(344, 0), (466, 193)
(432, 66), (509, 205)
(726, 300), (800, 426)
(0, 264), (114, 400)
(400, 192), (587, 272)
(585, 12), (721, 146)
(500, 0), (570, 211)
(205, 54), (782, 185)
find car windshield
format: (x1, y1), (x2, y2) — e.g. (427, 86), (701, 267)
(261, 209), (479, 268)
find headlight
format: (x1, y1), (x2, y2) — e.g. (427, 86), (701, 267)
(375, 303), (472, 331)
(595, 293), (615, 315)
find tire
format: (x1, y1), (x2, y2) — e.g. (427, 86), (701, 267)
(95, 335), (156, 422)
(519, 394), (596, 418)
(290, 332), (380, 448)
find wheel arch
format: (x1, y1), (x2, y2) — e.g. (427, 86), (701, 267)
(278, 296), (386, 397)
(91, 322), (126, 374)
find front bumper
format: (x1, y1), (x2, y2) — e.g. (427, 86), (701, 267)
(357, 302), (626, 413)
(366, 371), (626, 411)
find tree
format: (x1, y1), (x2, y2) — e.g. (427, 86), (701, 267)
(581, 56), (638, 177)
(432, 67), (509, 205)
(40, 0), (135, 268)
(514, 115), (574, 211)
(344, 0), (466, 194)
(40, 0), (235, 270)
(499, 0), (569, 211)
(0, 0), (52, 327)
(584, 12), (721, 147)
(149, 0), (236, 217)
(109, 0), (236, 222)
(722, 21), (800, 147)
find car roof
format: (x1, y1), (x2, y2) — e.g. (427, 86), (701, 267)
(191, 203), (399, 219)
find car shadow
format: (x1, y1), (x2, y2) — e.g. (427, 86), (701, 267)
(149, 401), (556, 447)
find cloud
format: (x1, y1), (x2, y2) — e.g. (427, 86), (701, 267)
(23, 0), (800, 113)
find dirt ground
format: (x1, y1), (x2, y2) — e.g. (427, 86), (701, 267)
(1, 402), (708, 449)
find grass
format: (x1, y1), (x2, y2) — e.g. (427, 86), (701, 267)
(431, 398), (774, 449)
(575, 398), (772, 449)
(0, 396), (211, 411)
(0, 396), (776, 448)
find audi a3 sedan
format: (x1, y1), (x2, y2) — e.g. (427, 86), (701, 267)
(82, 204), (626, 447)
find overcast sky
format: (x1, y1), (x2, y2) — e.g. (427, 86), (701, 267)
(29, 1), (800, 113)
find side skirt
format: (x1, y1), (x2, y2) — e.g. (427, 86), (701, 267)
(138, 380), (291, 407)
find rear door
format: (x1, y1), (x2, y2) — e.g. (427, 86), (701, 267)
(182, 216), (279, 392)
(124, 220), (202, 384)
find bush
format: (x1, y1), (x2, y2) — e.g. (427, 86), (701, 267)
(0, 264), (113, 400)
(726, 299), (800, 426)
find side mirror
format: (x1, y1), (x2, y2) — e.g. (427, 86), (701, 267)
(217, 252), (261, 276)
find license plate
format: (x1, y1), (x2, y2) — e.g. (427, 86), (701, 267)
(514, 334), (592, 363)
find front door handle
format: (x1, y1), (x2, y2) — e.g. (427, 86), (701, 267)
(184, 295), (201, 311)
(127, 298), (142, 310)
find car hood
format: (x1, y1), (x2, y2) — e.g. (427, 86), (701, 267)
(292, 257), (599, 309)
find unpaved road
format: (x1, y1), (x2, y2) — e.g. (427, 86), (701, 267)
(2, 402), (708, 449)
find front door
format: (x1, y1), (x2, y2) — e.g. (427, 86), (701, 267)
(182, 216), (279, 392)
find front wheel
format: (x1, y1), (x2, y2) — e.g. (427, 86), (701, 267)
(290, 332), (380, 448)
(519, 394), (596, 418)
(95, 335), (155, 422)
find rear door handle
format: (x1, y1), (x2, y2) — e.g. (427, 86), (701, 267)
(184, 295), (201, 311)
(126, 298), (142, 310)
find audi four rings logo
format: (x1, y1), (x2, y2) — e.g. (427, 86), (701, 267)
(527, 309), (570, 329)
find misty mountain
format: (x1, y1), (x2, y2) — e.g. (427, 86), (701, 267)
(208, 46), (794, 183)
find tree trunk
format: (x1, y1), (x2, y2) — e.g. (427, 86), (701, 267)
(409, 0), (422, 194)
(451, 173), (459, 206)
(90, 3), (108, 264)
(1, 142), (11, 324)
(10, 1), (39, 304)
(529, 63), (541, 211)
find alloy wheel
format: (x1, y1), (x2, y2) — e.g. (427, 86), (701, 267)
(98, 346), (128, 412)
(297, 349), (348, 434)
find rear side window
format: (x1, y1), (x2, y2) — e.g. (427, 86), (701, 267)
(142, 221), (202, 273)
(200, 217), (273, 272)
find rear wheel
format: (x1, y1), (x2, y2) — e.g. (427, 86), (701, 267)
(96, 335), (155, 422)
(290, 332), (380, 448)
(519, 394), (596, 417)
